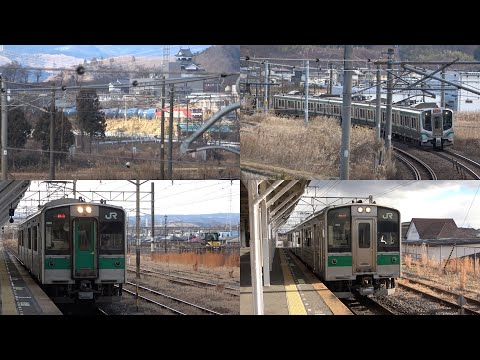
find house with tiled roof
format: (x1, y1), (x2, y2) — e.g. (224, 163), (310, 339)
(405, 218), (478, 241)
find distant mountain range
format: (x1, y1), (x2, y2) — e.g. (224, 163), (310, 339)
(3, 45), (211, 62)
(127, 213), (240, 227)
(241, 45), (480, 69)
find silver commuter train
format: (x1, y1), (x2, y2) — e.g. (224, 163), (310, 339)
(17, 198), (126, 303)
(273, 94), (454, 149)
(286, 201), (401, 297)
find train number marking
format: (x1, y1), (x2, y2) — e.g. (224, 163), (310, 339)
(382, 213), (393, 219)
(105, 212), (117, 220)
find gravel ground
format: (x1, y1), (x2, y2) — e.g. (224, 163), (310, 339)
(374, 287), (460, 315)
(101, 261), (239, 315)
(392, 141), (465, 180)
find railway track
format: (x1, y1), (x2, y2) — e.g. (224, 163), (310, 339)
(399, 278), (480, 314)
(342, 295), (397, 315)
(127, 267), (239, 296)
(441, 150), (480, 180)
(129, 263), (240, 288)
(97, 308), (108, 315)
(393, 146), (437, 180)
(397, 281), (476, 315)
(123, 281), (223, 315)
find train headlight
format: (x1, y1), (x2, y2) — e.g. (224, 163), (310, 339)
(365, 207), (371, 213)
(358, 207), (364, 213)
(77, 206), (84, 214)
(85, 206), (92, 214)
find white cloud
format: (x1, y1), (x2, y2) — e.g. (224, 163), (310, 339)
(285, 181), (480, 230)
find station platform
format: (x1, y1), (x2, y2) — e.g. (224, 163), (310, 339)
(241, 247), (352, 315)
(0, 242), (62, 315)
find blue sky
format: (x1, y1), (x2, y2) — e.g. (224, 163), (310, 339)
(20, 180), (239, 216)
(283, 181), (480, 230)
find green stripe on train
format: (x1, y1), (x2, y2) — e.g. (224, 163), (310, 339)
(377, 254), (400, 265)
(44, 257), (70, 269)
(44, 257), (125, 269)
(99, 257), (125, 269)
(328, 255), (352, 267)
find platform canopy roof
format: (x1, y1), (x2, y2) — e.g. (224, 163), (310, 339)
(0, 181), (30, 226)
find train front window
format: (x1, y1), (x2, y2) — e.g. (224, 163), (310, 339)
(443, 110), (452, 130)
(327, 207), (351, 253)
(45, 207), (70, 255)
(377, 208), (400, 252)
(99, 222), (124, 254)
(423, 111), (432, 131)
(99, 207), (124, 255)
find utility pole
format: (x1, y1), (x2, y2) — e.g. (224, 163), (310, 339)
(164, 215), (167, 254)
(151, 181), (155, 254)
(160, 76), (165, 180)
(49, 88), (56, 180)
(375, 64), (382, 141)
(340, 45), (353, 180)
(186, 99), (189, 139)
(124, 96), (127, 121)
(329, 62), (333, 95)
(304, 60), (309, 126)
(1, 76), (7, 180)
(135, 179), (140, 312)
(168, 84), (174, 179)
(441, 69), (446, 108)
(375, 64), (382, 168)
(135, 179), (140, 280)
(73, 180), (77, 198)
(264, 62), (268, 112)
(385, 48), (394, 151)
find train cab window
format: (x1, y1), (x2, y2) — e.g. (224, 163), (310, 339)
(423, 111), (432, 131)
(99, 207), (125, 254)
(377, 208), (400, 252)
(327, 207), (351, 253)
(28, 228), (31, 249)
(382, 111), (385, 123)
(45, 207), (70, 255)
(443, 110), (452, 130)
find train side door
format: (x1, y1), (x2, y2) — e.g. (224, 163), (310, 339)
(353, 219), (376, 273)
(73, 219), (97, 278)
(314, 224), (321, 273)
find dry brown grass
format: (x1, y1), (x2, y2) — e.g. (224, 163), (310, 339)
(10, 141), (239, 180)
(403, 254), (412, 268)
(405, 254), (480, 293)
(453, 112), (480, 157)
(106, 119), (163, 135)
(149, 252), (240, 268)
(241, 114), (396, 179)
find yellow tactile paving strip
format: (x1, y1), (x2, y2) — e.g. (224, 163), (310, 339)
(0, 244), (18, 315)
(279, 249), (307, 315)
(288, 250), (352, 315)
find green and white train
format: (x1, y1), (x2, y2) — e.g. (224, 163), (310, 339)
(273, 94), (454, 149)
(286, 201), (401, 297)
(17, 198), (126, 303)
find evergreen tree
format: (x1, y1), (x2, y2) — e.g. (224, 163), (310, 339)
(0, 106), (31, 167)
(0, 106), (31, 149)
(76, 88), (106, 152)
(33, 107), (74, 161)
